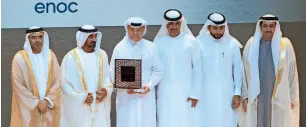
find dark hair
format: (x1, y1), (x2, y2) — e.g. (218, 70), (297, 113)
(208, 25), (211, 29)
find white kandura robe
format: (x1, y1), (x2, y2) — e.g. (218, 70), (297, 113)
(61, 48), (112, 127)
(154, 33), (202, 127)
(32, 53), (54, 109)
(110, 38), (163, 127)
(30, 53), (54, 125)
(32, 53), (48, 100)
(196, 35), (243, 127)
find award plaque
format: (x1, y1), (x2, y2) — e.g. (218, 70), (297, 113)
(114, 59), (142, 89)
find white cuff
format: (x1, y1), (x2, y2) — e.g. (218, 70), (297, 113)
(44, 97), (54, 108)
(81, 93), (88, 104)
(147, 84), (152, 91)
(106, 87), (112, 97)
(234, 88), (241, 96)
(93, 93), (97, 102)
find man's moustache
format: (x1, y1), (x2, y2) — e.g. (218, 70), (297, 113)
(90, 41), (96, 45)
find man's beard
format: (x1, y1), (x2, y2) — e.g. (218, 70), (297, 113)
(211, 33), (224, 39)
(88, 41), (96, 48)
(31, 41), (43, 50)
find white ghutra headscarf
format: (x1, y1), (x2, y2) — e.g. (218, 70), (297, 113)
(247, 14), (282, 103)
(154, 9), (194, 41)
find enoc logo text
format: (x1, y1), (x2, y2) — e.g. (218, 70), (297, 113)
(35, 2), (78, 13)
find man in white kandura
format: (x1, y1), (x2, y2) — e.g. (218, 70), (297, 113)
(239, 14), (300, 127)
(61, 25), (112, 127)
(196, 12), (243, 127)
(154, 9), (202, 127)
(110, 17), (163, 127)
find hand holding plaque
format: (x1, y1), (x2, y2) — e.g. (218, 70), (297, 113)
(138, 85), (150, 94)
(126, 85), (150, 94)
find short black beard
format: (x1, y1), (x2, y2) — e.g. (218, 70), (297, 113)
(88, 41), (96, 48)
(210, 33), (223, 39)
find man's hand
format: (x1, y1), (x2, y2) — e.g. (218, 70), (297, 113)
(242, 98), (248, 112)
(139, 85), (150, 94)
(127, 89), (137, 94)
(187, 97), (198, 108)
(96, 88), (107, 103)
(85, 93), (94, 105)
(37, 100), (49, 113)
(232, 95), (241, 109)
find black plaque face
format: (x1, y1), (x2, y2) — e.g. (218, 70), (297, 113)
(121, 66), (135, 82)
(114, 59), (142, 89)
